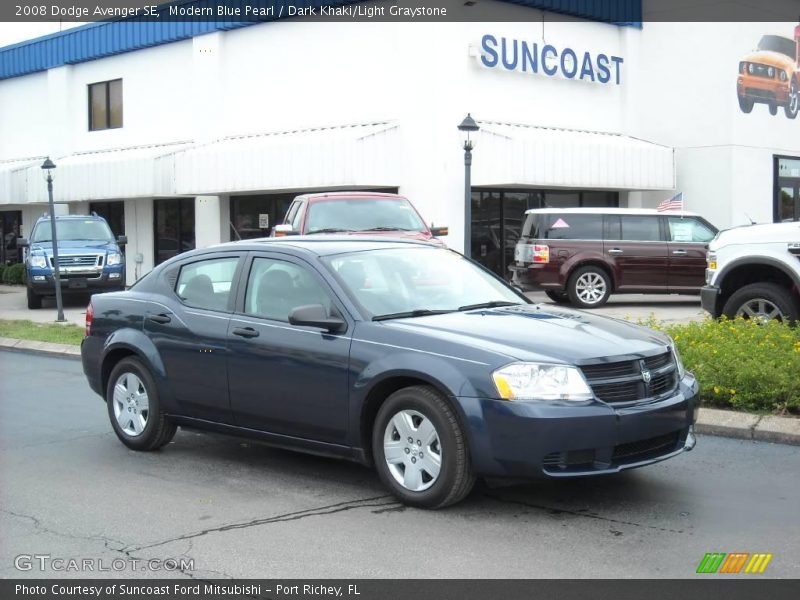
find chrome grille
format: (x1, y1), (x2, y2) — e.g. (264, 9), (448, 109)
(50, 254), (102, 268)
(580, 351), (678, 405)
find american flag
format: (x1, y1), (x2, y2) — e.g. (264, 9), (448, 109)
(657, 192), (683, 212)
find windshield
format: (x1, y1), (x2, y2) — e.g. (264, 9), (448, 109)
(31, 219), (114, 243)
(324, 247), (525, 319)
(758, 35), (796, 59)
(306, 198), (427, 233)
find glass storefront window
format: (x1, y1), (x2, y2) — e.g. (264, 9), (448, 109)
(154, 198), (195, 265)
(775, 156), (800, 222)
(1, 210), (23, 265)
(90, 201), (125, 239)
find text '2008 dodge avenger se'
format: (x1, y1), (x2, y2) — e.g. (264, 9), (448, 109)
(81, 237), (698, 508)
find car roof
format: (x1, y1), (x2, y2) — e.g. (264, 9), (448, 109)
(211, 235), (439, 257)
(297, 191), (407, 202)
(35, 214), (107, 221)
(523, 207), (702, 217)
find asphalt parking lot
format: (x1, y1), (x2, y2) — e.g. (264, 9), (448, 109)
(0, 284), (706, 327)
(1, 351), (798, 579)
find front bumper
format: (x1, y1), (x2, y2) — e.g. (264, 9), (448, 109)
(457, 374), (700, 479)
(700, 285), (720, 317)
(28, 270), (124, 294)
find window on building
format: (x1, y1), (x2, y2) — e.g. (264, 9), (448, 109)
(1, 210), (23, 266)
(89, 201), (125, 239)
(176, 257), (239, 311)
(89, 79), (123, 131)
(775, 156), (800, 222)
(154, 198), (195, 265)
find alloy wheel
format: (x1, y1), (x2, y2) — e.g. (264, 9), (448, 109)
(113, 372), (150, 436)
(736, 298), (784, 324)
(383, 409), (442, 492)
(575, 272), (607, 305)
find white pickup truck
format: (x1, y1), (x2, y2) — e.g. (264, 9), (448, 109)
(701, 222), (800, 323)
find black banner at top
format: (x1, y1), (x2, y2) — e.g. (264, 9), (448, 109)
(1, 0), (800, 23)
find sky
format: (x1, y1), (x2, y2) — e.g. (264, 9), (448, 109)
(0, 22), (87, 48)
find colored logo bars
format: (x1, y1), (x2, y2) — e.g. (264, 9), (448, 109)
(696, 552), (773, 574)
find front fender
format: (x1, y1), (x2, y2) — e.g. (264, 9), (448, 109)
(101, 329), (176, 412)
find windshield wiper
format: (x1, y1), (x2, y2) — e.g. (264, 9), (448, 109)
(373, 309), (455, 322)
(458, 300), (521, 312)
(362, 226), (417, 232)
(310, 228), (356, 234)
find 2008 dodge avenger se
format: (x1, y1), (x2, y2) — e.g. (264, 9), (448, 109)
(81, 237), (698, 508)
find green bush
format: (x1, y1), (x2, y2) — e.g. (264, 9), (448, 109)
(2, 263), (26, 285)
(642, 316), (800, 414)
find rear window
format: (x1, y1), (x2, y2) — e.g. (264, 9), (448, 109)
(521, 213), (602, 240)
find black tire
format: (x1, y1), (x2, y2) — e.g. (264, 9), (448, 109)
(545, 289), (570, 304)
(722, 282), (799, 325)
(768, 102), (778, 116)
(26, 286), (42, 309)
(566, 266), (612, 308)
(372, 386), (475, 509)
(738, 95), (754, 113)
(785, 81), (798, 119)
(106, 357), (176, 451)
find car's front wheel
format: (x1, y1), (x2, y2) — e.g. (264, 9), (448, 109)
(373, 386), (475, 509)
(738, 95), (754, 113)
(768, 102), (778, 116)
(26, 286), (42, 309)
(722, 282), (799, 325)
(785, 81), (799, 119)
(106, 357), (176, 451)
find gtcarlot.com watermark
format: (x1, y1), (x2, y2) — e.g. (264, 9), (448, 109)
(14, 554), (193, 573)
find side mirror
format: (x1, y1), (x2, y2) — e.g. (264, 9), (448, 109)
(273, 224), (297, 237)
(117, 235), (128, 246)
(288, 304), (345, 333)
(17, 238), (29, 248)
(430, 226), (449, 237)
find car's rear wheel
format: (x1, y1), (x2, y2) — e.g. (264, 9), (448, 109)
(26, 286), (42, 309)
(106, 357), (176, 451)
(372, 386), (475, 509)
(545, 289), (570, 304)
(567, 266), (612, 308)
(785, 81), (798, 119)
(738, 95), (754, 113)
(722, 283), (799, 325)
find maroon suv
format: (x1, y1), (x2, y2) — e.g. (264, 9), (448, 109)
(510, 208), (718, 308)
(273, 191), (448, 244)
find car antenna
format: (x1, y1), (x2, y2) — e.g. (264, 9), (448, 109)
(743, 212), (756, 225)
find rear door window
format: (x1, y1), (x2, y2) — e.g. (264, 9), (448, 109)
(620, 216), (662, 242)
(176, 257), (239, 311)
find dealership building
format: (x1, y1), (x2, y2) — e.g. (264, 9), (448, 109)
(1, 1), (799, 283)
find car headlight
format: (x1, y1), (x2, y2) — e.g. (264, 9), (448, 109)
(706, 251), (717, 271)
(671, 343), (686, 380)
(106, 252), (122, 266)
(767, 66), (775, 78)
(29, 255), (48, 269)
(492, 362), (593, 402)
(780, 70), (788, 81)
(748, 63), (755, 74)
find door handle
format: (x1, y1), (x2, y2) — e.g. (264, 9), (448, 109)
(148, 313), (172, 324)
(672, 249), (688, 256)
(607, 248), (623, 255)
(232, 327), (260, 339)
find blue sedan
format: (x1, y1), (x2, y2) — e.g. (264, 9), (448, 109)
(81, 237), (698, 508)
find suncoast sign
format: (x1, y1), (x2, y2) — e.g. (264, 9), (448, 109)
(478, 34), (624, 85)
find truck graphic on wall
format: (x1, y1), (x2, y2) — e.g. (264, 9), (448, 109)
(737, 26), (800, 119)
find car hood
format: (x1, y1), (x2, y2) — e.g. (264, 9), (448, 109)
(29, 240), (116, 254)
(711, 222), (800, 248)
(381, 304), (672, 364)
(308, 230), (445, 247)
(742, 50), (795, 70)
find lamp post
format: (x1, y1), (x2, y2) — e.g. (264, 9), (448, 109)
(457, 113), (479, 258)
(42, 157), (65, 322)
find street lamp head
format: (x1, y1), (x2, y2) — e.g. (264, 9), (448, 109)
(41, 157), (56, 182)
(457, 113), (480, 133)
(457, 113), (480, 149)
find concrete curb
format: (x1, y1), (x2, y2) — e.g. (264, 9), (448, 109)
(1, 338), (798, 446)
(0, 336), (81, 360)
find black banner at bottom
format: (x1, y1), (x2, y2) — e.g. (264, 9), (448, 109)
(3, 579), (799, 600)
